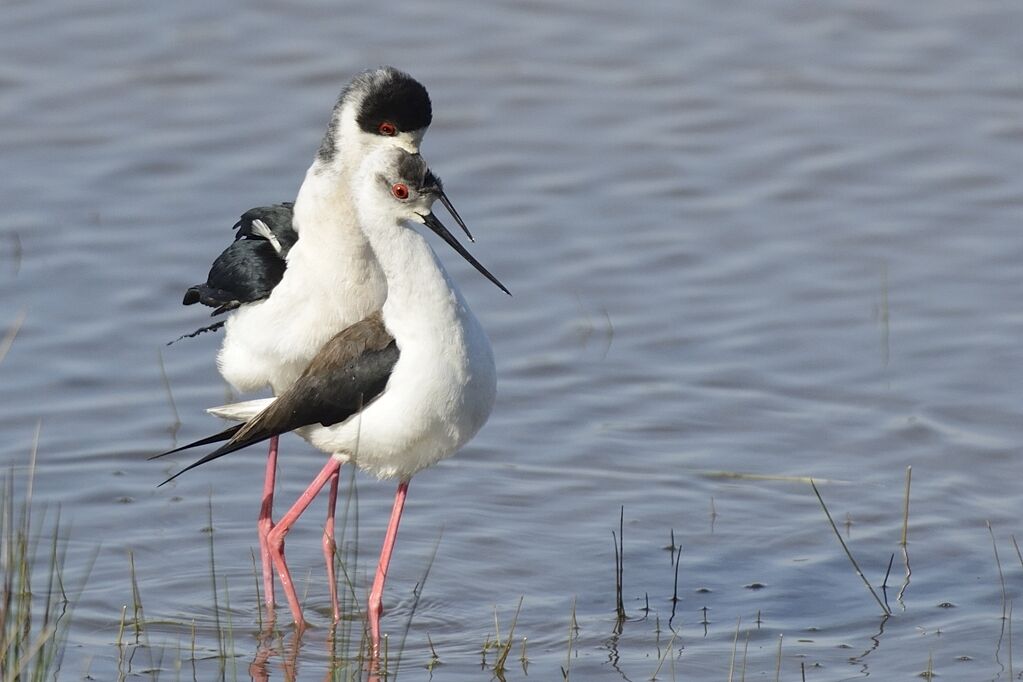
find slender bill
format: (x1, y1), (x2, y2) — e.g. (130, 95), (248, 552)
(438, 189), (473, 242)
(425, 169), (474, 242)
(421, 212), (511, 296)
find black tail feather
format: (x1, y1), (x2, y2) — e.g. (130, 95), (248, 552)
(157, 425), (278, 487)
(149, 424), (244, 461)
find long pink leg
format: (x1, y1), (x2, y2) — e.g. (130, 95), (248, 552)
(322, 468), (341, 621)
(368, 479), (410, 654)
(266, 456), (343, 628)
(258, 436), (280, 608)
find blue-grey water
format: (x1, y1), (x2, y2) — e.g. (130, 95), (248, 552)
(2, 1), (1022, 679)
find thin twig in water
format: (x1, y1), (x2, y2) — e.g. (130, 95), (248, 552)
(900, 466), (912, 546)
(128, 550), (144, 640)
(115, 605), (127, 648)
(425, 632), (440, 671)
(1009, 599), (1014, 679)
(223, 576), (236, 679)
(740, 630), (750, 682)
(989, 521), (1008, 620)
(810, 480), (891, 615)
(612, 506), (625, 624)
(881, 552), (894, 611)
(727, 616), (741, 682)
(494, 596), (524, 674)
(649, 631), (677, 681)
(207, 493), (223, 662)
(775, 634), (783, 682)
(671, 544), (681, 604)
(250, 549), (263, 631)
(393, 527), (444, 681)
(11, 626), (56, 680)
(668, 539), (681, 630)
(562, 597), (576, 681)
(157, 348), (181, 434)
(1012, 535), (1023, 570)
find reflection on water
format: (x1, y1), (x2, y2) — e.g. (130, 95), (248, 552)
(1, 0), (1022, 678)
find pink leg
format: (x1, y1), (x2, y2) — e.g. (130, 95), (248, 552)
(267, 457), (343, 628)
(322, 468), (341, 621)
(368, 479), (410, 655)
(258, 435), (279, 608)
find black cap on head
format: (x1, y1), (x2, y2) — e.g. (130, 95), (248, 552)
(356, 68), (432, 135)
(318, 67), (432, 163)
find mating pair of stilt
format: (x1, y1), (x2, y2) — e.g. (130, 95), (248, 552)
(155, 67), (508, 653)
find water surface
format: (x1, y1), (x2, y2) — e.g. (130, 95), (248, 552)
(2, 0), (1022, 679)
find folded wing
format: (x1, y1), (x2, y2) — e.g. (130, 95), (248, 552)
(156, 312), (397, 485)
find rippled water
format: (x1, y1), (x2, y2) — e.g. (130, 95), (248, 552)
(2, 0), (1022, 679)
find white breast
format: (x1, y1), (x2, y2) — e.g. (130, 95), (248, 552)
(216, 166), (387, 394)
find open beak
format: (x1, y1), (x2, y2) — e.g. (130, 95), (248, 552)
(424, 169), (475, 242)
(422, 212), (511, 296)
(437, 188), (475, 242)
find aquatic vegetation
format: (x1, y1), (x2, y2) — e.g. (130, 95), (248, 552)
(0, 454), (82, 682)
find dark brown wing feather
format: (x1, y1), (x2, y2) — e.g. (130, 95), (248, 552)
(156, 313), (397, 486)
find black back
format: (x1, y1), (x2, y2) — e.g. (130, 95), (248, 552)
(182, 202), (296, 315)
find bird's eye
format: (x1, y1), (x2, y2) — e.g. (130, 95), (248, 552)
(378, 122), (397, 136)
(391, 183), (410, 200)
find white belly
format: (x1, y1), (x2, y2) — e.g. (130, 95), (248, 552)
(300, 309), (496, 480)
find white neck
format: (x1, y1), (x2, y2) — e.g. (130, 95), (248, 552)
(362, 209), (466, 343)
(292, 164), (358, 240)
(277, 125), (389, 312)
(304, 181), (496, 480)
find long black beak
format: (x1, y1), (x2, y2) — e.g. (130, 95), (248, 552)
(422, 212), (511, 296)
(438, 189), (475, 242)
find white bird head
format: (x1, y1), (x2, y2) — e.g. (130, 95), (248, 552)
(356, 148), (510, 296)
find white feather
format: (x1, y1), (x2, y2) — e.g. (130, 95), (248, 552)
(207, 398), (276, 421)
(249, 219), (283, 254)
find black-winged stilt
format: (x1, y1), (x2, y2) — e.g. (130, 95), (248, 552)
(158, 147), (508, 655)
(168, 67), (471, 619)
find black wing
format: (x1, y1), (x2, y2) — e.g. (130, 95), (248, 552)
(183, 239), (286, 314)
(182, 202), (297, 315)
(156, 340), (399, 486)
(234, 203), (297, 248)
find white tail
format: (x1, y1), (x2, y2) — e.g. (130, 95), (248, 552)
(207, 398), (276, 422)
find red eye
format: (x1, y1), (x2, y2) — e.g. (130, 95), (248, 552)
(378, 122), (397, 136)
(391, 183), (409, 200)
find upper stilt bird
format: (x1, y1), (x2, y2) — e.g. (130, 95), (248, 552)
(167, 67), (473, 618)
(157, 146), (508, 655)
